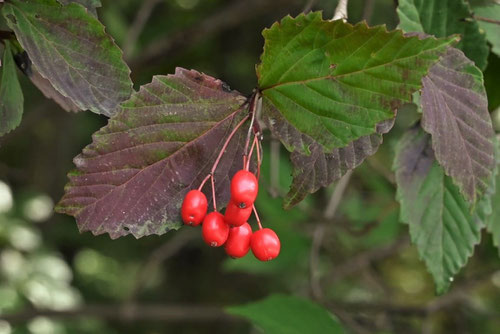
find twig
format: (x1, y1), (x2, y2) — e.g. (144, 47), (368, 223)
(303, 0), (317, 12)
(332, 0), (349, 21)
(126, 229), (198, 303)
(473, 15), (500, 25)
(362, 0), (375, 23)
(310, 223), (327, 300)
(310, 171), (353, 300)
(130, 0), (297, 69)
(324, 170), (353, 219)
(123, 0), (163, 58)
(324, 236), (409, 285)
(0, 304), (235, 324)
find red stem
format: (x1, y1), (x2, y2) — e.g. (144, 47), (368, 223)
(256, 137), (262, 180)
(245, 135), (258, 171)
(252, 205), (263, 230)
(197, 107), (250, 210)
(211, 175), (217, 211)
(197, 174), (212, 191)
(211, 114), (249, 175)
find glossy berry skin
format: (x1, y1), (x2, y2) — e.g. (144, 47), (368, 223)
(224, 200), (252, 227)
(225, 223), (253, 258)
(230, 170), (258, 208)
(202, 212), (229, 247)
(251, 228), (280, 261)
(181, 190), (208, 226)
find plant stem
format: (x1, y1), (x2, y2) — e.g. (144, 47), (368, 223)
(197, 110), (249, 203)
(252, 205), (263, 229)
(243, 91), (259, 167)
(474, 15), (500, 25)
(197, 174), (212, 191)
(245, 134), (258, 171)
(211, 174), (217, 211)
(256, 136), (262, 180)
(211, 114), (250, 175)
(332, 0), (349, 21)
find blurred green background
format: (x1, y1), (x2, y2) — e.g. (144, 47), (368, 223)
(0, 0), (499, 333)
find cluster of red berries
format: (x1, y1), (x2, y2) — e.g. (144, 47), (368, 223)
(181, 169), (280, 261)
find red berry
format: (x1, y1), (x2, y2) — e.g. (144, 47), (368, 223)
(202, 212), (229, 247)
(230, 170), (258, 208)
(251, 228), (280, 261)
(224, 200), (252, 227)
(225, 223), (253, 258)
(181, 190), (207, 226)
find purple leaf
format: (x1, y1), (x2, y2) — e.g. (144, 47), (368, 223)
(421, 47), (495, 203)
(56, 68), (248, 239)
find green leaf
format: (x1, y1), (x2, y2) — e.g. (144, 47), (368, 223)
(57, 0), (101, 17)
(2, 0), (132, 116)
(420, 47), (495, 204)
(257, 12), (454, 207)
(258, 12), (455, 152)
(473, 4), (500, 57)
(397, 0), (489, 70)
(226, 294), (345, 334)
(0, 41), (24, 136)
(394, 127), (482, 294)
(56, 68), (248, 239)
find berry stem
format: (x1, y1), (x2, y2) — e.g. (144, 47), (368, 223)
(256, 136), (262, 180)
(197, 106), (250, 209)
(211, 114), (250, 175)
(211, 174), (217, 211)
(252, 205), (263, 230)
(245, 134), (258, 171)
(197, 173), (212, 191)
(243, 91), (260, 167)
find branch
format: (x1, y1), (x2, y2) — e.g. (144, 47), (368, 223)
(324, 170), (353, 219)
(0, 304), (236, 324)
(130, 0), (299, 69)
(123, 0), (163, 58)
(126, 229), (198, 303)
(473, 15), (500, 25)
(324, 236), (409, 285)
(362, 0), (375, 23)
(332, 0), (349, 21)
(302, 0), (317, 12)
(310, 171), (353, 300)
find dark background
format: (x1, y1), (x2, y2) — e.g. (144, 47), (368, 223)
(0, 0), (499, 333)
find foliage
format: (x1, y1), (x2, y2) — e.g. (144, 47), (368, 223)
(0, 0), (499, 333)
(226, 294), (345, 334)
(0, 41), (23, 135)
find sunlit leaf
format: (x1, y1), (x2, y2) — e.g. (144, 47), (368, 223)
(421, 47), (495, 203)
(0, 41), (24, 136)
(397, 0), (489, 70)
(394, 127), (482, 294)
(226, 294), (345, 334)
(56, 68), (248, 239)
(2, 0), (132, 116)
